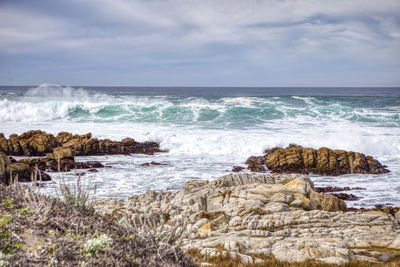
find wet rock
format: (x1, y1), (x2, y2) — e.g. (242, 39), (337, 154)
(46, 159), (104, 172)
(6, 162), (51, 183)
(246, 145), (389, 176)
(315, 186), (366, 193)
(18, 156), (104, 174)
(330, 193), (360, 201)
(245, 155), (267, 172)
(231, 166), (244, 172)
(347, 206), (400, 217)
(1, 153), (50, 184)
(141, 161), (166, 166)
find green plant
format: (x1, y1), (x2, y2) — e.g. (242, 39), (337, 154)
(83, 234), (112, 254)
(58, 175), (96, 211)
(0, 251), (10, 267)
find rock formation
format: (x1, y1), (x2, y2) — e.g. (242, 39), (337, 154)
(93, 173), (400, 264)
(0, 131), (58, 156)
(246, 144), (389, 176)
(17, 157), (105, 173)
(0, 130), (163, 157)
(0, 151), (51, 184)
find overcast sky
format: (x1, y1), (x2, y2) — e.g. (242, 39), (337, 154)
(0, 0), (399, 86)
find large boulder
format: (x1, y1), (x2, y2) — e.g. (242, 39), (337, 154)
(171, 172), (346, 214)
(246, 144), (389, 176)
(0, 130), (59, 156)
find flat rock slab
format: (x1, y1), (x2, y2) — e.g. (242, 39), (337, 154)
(94, 173), (400, 265)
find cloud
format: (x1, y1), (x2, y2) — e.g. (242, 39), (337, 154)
(0, 0), (399, 86)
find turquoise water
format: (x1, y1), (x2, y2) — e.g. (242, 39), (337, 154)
(1, 84), (399, 208)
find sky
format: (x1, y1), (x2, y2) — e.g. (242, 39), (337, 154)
(0, 0), (399, 87)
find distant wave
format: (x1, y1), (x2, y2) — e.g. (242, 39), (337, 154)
(0, 84), (399, 127)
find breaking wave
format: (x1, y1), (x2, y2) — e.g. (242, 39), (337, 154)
(0, 84), (399, 128)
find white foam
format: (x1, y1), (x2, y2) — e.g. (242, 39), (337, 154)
(2, 85), (400, 207)
(291, 96), (316, 105)
(221, 97), (256, 107)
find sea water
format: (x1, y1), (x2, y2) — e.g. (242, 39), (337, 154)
(1, 84), (399, 208)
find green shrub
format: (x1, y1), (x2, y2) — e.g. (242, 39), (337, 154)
(83, 234), (112, 254)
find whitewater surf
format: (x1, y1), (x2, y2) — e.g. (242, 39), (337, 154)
(1, 84), (399, 208)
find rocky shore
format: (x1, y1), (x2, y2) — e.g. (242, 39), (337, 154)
(1, 130), (399, 265)
(94, 172), (400, 265)
(0, 130), (163, 184)
(0, 130), (162, 157)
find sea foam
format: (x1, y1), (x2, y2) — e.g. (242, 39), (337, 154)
(1, 84), (400, 207)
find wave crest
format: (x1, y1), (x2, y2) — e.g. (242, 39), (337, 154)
(0, 84), (399, 127)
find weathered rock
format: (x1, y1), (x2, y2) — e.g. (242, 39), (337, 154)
(0, 131), (163, 157)
(0, 152), (11, 184)
(231, 166), (244, 172)
(1, 153), (51, 184)
(309, 190), (346, 212)
(6, 162), (51, 182)
(52, 146), (74, 161)
(0, 133), (10, 154)
(315, 186), (366, 193)
(246, 145), (389, 176)
(60, 134), (162, 156)
(141, 161), (166, 166)
(94, 172), (400, 265)
(46, 159), (104, 172)
(330, 193), (360, 201)
(245, 155), (267, 172)
(17, 156), (104, 174)
(2, 130), (59, 156)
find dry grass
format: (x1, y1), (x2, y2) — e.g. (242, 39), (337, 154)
(0, 184), (196, 266)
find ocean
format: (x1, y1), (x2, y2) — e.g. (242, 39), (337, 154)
(1, 84), (400, 208)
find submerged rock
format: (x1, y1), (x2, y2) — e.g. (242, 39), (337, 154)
(231, 166), (244, 172)
(140, 161), (166, 166)
(315, 186), (366, 193)
(246, 144), (389, 176)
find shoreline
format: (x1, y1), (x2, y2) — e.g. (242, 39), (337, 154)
(1, 130), (400, 265)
